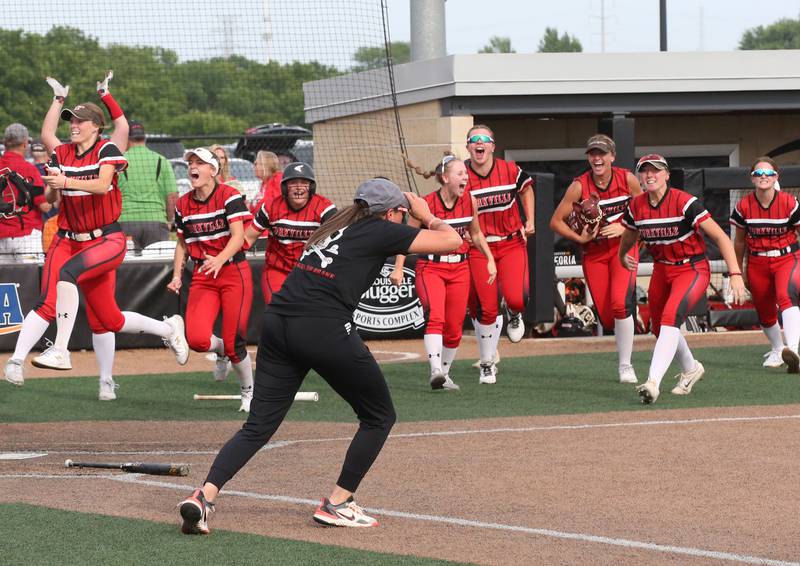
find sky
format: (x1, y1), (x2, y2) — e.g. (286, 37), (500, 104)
(386, 0), (800, 54)
(2, 0), (798, 67)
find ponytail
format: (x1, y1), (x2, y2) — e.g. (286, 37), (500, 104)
(306, 201), (380, 249)
(404, 152), (460, 185)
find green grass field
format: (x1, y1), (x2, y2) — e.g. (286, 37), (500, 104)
(1, 344), (798, 423)
(0, 503), (463, 566)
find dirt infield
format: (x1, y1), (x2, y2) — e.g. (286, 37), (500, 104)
(3, 330), (798, 565)
(3, 408), (800, 564)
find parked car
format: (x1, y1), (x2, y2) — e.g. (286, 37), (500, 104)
(228, 157), (261, 205)
(169, 157), (260, 205)
(169, 158), (192, 197)
(146, 135), (186, 160)
(234, 123), (312, 165)
(291, 139), (314, 166)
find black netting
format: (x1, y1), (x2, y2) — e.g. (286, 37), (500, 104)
(0, 0), (407, 261)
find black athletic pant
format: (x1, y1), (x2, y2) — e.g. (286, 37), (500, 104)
(206, 311), (397, 493)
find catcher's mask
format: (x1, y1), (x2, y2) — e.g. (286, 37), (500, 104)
(0, 167), (36, 220)
(280, 162), (316, 201)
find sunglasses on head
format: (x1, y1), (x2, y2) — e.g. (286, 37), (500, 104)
(391, 206), (408, 222)
(441, 155), (457, 169)
(751, 168), (777, 178)
(467, 134), (494, 144)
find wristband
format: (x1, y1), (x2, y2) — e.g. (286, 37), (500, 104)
(54, 96), (65, 103)
(425, 216), (439, 229)
(63, 176), (68, 190)
(729, 272), (742, 277)
(100, 92), (124, 120)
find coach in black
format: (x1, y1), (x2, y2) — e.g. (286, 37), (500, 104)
(179, 178), (462, 532)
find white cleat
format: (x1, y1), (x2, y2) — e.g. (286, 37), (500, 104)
(163, 315), (189, 365)
(506, 312), (525, 343)
(429, 368), (446, 390)
(478, 362), (497, 384)
(472, 350), (500, 369)
(239, 387), (253, 412)
(32, 346), (72, 370)
(636, 379), (660, 404)
(98, 377), (119, 401)
(762, 349), (784, 368)
(213, 355), (231, 382)
(618, 364), (638, 384)
(4, 358), (24, 386)
(670, 362), (705, 395)
(441, 375), (460, 391)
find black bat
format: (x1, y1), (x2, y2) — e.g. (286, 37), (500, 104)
(64, 459), (190, 476)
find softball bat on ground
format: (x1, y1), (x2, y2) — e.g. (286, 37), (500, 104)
(193, 392), (319, 402)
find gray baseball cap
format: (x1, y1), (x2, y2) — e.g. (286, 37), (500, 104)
(3, 123), (29, 146)
(354, 178), (410, 214)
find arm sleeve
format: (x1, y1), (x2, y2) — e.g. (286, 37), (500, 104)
(620, 204), (636, 230)
(318, 197), (337, 223)
(321, 205), (338, 223)
(685, 197), (711, 227)
(373, 220), (421, 256)
(223, 189), (250, 224)
(252, 203), (269, 233)
(515, 165), (533, 193)
(98, 142), (128, 172)
(730, 204), (745, 228)
(788, 198), (800, 227)
(174, 205), (184, 235)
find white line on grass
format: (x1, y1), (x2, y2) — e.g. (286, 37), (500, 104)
(372, 350), (420, 362)
(2, 472), (793, 566)
(14, 412), (800, 458)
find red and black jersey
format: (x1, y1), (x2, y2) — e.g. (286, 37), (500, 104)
(175, 183), (251, 262)
(421, 190), (472, 256)
(730, 190), (800, 253)
(575, 166), (632, 239)
(252, 194), (336, 272)
(466, 158), (532, 237)
(51, 139), (127, 232)
(622, 188), (710, 263)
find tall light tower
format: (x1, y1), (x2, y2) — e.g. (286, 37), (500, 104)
(600, 0), (605, 52)
(410, 0), (446, 62)
(261, 0), (274, 62)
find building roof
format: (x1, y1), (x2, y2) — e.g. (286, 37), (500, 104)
(305, 50), (800, 122)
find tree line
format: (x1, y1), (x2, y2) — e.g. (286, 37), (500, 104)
(1, 18), (797, 141)
(0, 27), (340, 139)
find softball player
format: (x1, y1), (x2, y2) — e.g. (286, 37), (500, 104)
(244, 162), (336, 304)
(4, 74), (188, 401)
(178, 178), (462, 533)
(619, 154), (745, 404)
(168, 148), (254, 412)
(731, 157), (800, 372)
(550, 134), (642, 384)
(465, 124), (534, 384)
(393, 155), (496, 389)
